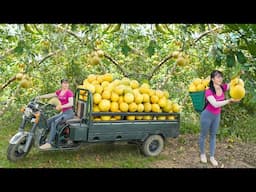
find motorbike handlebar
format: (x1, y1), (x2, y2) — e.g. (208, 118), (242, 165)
(46, 103), (56, 108)
(28, 98), (55, 110)
(41, 103), (56, 110)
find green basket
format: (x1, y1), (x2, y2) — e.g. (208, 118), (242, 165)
(189, 91), (206, 113)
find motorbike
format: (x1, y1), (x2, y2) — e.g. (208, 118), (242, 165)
(7, 88), (181, 161)
(7, 98), (79, 162)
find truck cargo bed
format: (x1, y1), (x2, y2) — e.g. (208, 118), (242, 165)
(86, 112), (180, 142)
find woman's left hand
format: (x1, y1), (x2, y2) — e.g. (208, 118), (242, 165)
(230, 98), (241, 103)
(56, 105), (62, 111)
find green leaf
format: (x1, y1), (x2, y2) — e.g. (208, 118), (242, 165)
(32, 24), (42, 34)
(141, 79), (149, 84)
(42, 47), (49, 54)
(155, 24), (168, 34)
(230, 64), (242, 79)
(238, 24), (249, 32)
(247, 41), (256, 57)
(120, 39), (131, 56)
(236, 51), (246, 64)
(24, 24), (35, 34)
(103, 24), (112, 33)
(71, 24), (77, 31)
(162, 24), (174, 35)
(226, 54), (236, 67)
(238, 45), (248, 50)
(199, 24), (205, 32)
(250, 24), (256, 34)
(109, 24), (121, 33)
(146, 39), (156, 57)
(14, 40), (25, 54)
(214, 55), (222, 66)
(225, 24), (239, 31)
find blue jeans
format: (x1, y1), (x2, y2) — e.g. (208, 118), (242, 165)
(47, 109), (74, 144)
(199, 109), (220, 157)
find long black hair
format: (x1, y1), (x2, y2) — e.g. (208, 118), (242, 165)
(209, 70), (223, 94)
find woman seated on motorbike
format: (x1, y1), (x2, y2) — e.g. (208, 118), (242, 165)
(36, 79), (74, 150)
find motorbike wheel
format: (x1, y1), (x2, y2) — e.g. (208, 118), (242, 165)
(7, 137), (33, 162)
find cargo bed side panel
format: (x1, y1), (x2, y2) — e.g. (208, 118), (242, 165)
(88, 121), (179, 142)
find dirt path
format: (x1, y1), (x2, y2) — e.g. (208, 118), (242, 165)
(150, 134), (256, 168)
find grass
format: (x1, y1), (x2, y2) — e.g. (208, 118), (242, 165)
(1, 143), (163, 168)
(180, 119), (200, 135)
(180, 112), (256, 143)
(218, 114), (256, 143)
(1, 110), (255, 168)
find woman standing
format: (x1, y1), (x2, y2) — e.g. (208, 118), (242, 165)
(199, 70), (240, 166)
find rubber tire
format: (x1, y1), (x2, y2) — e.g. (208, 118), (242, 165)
(141, 135), (164, 157)
(7, 137), (33, 162)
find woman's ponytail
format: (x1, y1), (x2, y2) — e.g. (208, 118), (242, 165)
(209, 79), (216, 94)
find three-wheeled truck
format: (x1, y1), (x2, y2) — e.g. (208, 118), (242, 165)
(7, 88), (180, 161)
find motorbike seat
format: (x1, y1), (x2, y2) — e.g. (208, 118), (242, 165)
(65, 101), (85, 124)
(65, 116), (81, 123)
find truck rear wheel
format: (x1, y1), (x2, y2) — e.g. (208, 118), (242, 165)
(141, 135), (164, 156)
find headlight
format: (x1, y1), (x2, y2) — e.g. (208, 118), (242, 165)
(20, 107), (25, 112)
(24, 107), (33, 118)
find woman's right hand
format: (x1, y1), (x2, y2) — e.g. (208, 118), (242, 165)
(55, 105), (62, 111)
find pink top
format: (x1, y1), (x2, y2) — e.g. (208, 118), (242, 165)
(205, 83), (228, 115)
(56, 89), (74, 112)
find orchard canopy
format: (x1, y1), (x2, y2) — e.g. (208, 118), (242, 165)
(0, 24), (256, 116)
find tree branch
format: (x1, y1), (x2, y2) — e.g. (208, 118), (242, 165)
(193, 26), (223, 44)
(38, 50), (61, 65)
(181, 91), (190, 108)
(104, 53), (127, 76)
(149, 54), (173, 80)
(55, 25), (83, 43)
(158, 62), (177, 90)
(1, 50), (61, 91)
(0, 47), (16, 60)
(66, 30), (83, 43)
(0, 75), (16, 91)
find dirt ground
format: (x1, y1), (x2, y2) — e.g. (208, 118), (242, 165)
(150, 134), (256, 168)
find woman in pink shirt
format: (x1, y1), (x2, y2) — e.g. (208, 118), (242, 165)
(199, 70), (240, 166)
(37, 79), (74, 150)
